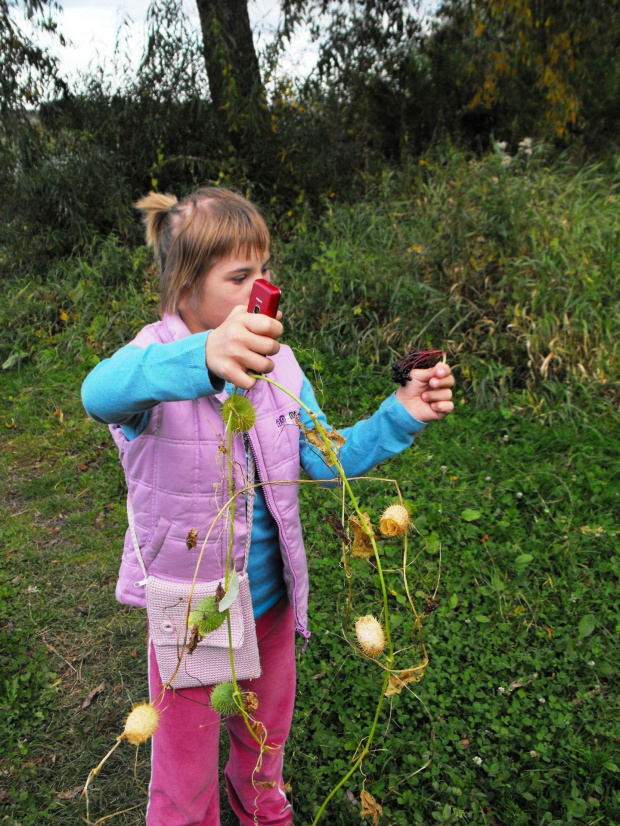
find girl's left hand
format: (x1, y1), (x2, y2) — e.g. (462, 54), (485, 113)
(395, 362), (455, 422)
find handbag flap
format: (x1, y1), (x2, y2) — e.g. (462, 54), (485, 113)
(146, 575), (245, 649)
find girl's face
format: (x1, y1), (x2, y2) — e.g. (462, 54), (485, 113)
(178, 248), (272, 333)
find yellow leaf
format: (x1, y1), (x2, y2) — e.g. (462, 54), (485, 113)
(59, 310), (68, 322)
(349, 513), (375, 559)
(385, 664), (427, 697)
(299, 421), (345, 467)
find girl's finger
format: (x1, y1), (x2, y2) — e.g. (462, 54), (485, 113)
(241, 351), (275, 375)
(422, 389), (453, 403)
(430, 401), (454, 414)
(432, 363), (452, 379)
(429, 373), (455, 389)
(241, 331), (281, 357)
(228, 367), (255, 390)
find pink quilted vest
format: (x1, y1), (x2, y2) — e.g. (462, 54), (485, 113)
(109, 312), (310, 641)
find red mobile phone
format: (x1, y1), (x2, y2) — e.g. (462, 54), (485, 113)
(248, 278), (281, 318)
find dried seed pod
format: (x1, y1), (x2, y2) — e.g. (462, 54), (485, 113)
(243, 691), (259, 714)
(123, 703), (159, 745)
(349, 513), (375, 559)
(210, 682), (238, 716)
(379, 504), (410, 537)
(355, 615), (386, 658)
(222, 394), (256, 433)
(251, 719), (267, 739)
(186, 528), (198, 550)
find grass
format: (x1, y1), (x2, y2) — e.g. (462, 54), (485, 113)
(1, 354), (618, 826)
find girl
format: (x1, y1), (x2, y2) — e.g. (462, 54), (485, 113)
(81, 187), (454, 826)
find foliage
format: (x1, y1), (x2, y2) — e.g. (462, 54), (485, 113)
(430, 0), (620, 147)
(0, 236), (157, 370)
(0, 0), (65, 129)
(3, 0), (620, 272)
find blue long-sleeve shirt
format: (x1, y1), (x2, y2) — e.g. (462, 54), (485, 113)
(82, 332), (426, 617)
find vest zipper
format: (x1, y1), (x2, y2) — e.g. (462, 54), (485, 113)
(245, 431), (310, 647)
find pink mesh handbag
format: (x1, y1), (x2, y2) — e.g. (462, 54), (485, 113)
(126, 457), (261, 689)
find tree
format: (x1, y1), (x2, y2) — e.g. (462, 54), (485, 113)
(0, 0), (65, 128)
(435, 0), (620, 141)
(195, 0), (264, 114)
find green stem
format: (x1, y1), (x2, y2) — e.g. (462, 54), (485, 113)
(224, 389), (238, 591)
(223, 388), (263, 744)
(251, 373), (394, 664)
(311, 671), (390, 826)
(250, 373), (395, 824)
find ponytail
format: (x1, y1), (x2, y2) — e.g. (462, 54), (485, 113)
(134, 192), (178, 257)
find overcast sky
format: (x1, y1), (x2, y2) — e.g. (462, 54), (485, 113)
(46, 0), (317, 83)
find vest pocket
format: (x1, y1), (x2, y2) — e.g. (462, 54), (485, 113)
(141, 516), (171, 569)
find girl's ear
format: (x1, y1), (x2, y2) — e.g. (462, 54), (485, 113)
(177, 283), (197, 315)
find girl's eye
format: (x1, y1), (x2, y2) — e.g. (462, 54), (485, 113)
(232, 275), (246, 284)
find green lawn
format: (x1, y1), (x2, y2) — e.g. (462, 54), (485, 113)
(1, 358), (618, 826)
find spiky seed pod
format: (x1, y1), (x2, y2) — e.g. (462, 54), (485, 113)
(123, 703), (159, 745)
(197, 611), (226, 636)
(222, 394), (256, 434)
(355, 615), (386, 658)
(188, 595), (226, 635)
(379, 504), (410, 537)
(210, 682), (239, 716)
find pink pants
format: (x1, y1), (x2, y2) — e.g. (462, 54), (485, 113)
(147, 597), (296, 826)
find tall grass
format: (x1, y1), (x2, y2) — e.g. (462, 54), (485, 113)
(1, 146), (618, 413)
(279, 145), (619, 408)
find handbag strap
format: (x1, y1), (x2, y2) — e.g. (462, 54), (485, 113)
(127, 443), (255, 581)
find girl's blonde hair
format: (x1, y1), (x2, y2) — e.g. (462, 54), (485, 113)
(134, 188), (270, 314)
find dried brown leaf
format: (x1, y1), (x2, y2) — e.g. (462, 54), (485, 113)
(385, 665), (427, 697)
(299, 421), (345, 466)
(55, 786), (84, 800)
(326, 514), (349, 545)
(81, 682), (105, 709)
(360, 790), (383, 825)
(349, 513), (375, 559)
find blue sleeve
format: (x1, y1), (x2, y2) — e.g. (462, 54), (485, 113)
(81, 332), (224, 440)
(298, 373), (426, 480)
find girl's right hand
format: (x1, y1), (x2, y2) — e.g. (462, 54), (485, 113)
(205, 305), (283, 389)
